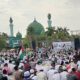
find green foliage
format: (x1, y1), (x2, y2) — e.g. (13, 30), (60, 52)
(23, 37), (30, 48)
(16, 32), (22, 39)
(0, 38), (6, 51)
(46, 27), (55, 36)
(0, 33), (8, 51)
(1, 32), (8, 39)
(27, 26), (34, 36)
(56, 27), (70, 40)
(44, 27), (72, 45)
(37, 34), (46, 41)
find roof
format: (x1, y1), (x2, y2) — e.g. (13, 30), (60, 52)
(16, 32), (22, 38)
(27, 19), (45, 35)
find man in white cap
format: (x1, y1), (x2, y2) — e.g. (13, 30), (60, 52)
(60, 66), (68, 80)
(30, 69), (38, 80)
(47, 61), (57, 80)
(37, 68), (47, 80)
(52, 71), (61, 80)
(24, 71), (31, 80)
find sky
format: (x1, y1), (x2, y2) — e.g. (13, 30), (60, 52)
(0, 0), (80, 37)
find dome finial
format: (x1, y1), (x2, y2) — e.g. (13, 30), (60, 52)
(16, 31), (22, 38)
(9, 17), (13, 23)
(34, 17), (36, 22)
(48, 13), (51, 20)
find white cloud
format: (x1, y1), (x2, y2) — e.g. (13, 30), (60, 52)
(0, 0), (80, 37)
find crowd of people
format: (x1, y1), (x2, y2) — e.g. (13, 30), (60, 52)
(0, 46), (80, 80)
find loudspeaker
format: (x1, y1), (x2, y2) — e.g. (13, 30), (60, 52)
(74, 38), (80, 50)
(32, 40), (36, 50)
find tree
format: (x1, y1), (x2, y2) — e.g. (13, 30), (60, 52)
(2, 32), (8, 39)
(46, 27), (55, 36)
(56, 27), (70, 40)
(37, 33), (46, 41)
(0, 32), (8, 51)
(27, 26), (34, 36)
(22, 37), (30, 48)
(27, 26), (35, 48)
(0, 36), (7, 51)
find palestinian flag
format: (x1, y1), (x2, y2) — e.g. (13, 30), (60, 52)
(18, 46), (26, 60)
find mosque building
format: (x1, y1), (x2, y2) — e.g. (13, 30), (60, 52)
(9, 17), (22, 48)
(27, 18), (45, 36)
(27, 13), (52, 36)
(8, 13), (52, 48)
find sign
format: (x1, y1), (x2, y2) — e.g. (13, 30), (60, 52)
(52, 41), (74, 52)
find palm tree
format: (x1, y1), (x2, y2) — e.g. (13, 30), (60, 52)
(0, 34), (7, 51)
(27, 26), (35, 48)
(46, 27), (55, 36)
(2, 32), (8, 39)
(27, 26), (34, 36)
(56, 27), (70, 40)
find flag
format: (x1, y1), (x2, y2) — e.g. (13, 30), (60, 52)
(18, 46), (26, 60)
(18, 46), (24, 56)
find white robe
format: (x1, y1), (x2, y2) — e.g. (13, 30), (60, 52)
(47, 69), (58, 80)
(37, 71), (47, 80)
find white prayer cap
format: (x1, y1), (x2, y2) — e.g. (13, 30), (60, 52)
(24, 61), (27, 64)
(24, 71), (30, 77)
(12, 61), (15, 64)
(20, 60), (23, 63)
(62, 66), (67, 70)
(71, 59), (73, 62)
(30, 69), (34, 73)
(19, 69), (23, 72)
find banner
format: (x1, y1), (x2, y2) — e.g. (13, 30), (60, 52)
(52, 41), (74, 52)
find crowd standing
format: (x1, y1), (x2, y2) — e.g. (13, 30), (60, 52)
(0, 46), (80, 80)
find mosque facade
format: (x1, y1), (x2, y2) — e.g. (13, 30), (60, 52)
(8, 13), (52, 48)
(9, 17), (22, 48)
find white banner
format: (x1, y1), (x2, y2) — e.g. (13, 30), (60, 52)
(52, 41), (74, 52)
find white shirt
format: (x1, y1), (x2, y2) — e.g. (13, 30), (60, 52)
(60, 71), (68, 80)
(36, 64), (43, 72)
(55, 65), (60, 71)
(77, 60), (80, 67)
(53, 73), (61, 80)
(32, 76), (38, 80)
(37, 71), (47, 80)
(19, 62), (24, 68)
(8, 63), (15, 72)
(5, 60), (9, 64)
(47, 69), (58, 80)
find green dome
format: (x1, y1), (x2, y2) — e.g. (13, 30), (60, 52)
(16, 32), (22, 38)
(27, 19), (45, 35)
